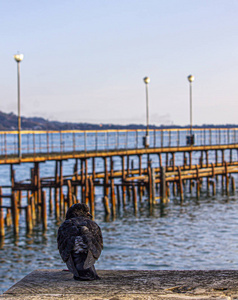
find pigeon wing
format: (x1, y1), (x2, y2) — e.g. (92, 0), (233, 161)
(57, 218), (87, 262)
(81, 219), (103, 269)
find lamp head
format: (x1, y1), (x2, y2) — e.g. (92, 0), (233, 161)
(187, 75), (194, 83)
(14, 54), (24, 62)
(143, 76), (150, 84)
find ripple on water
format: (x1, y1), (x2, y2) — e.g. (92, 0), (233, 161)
(1, 195), (238, 294)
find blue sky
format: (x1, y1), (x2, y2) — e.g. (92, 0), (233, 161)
(1, 0), (238, 125)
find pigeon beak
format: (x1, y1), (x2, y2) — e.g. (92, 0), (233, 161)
(87, 212), (93, 218)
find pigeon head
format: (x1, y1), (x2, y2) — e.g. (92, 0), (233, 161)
(65, 203), (92, 220)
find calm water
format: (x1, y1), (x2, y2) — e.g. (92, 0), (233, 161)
(1, 188), (238, 293)
(0, 131), (238, 294)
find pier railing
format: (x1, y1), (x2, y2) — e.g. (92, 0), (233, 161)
(0, 128), (237, 158)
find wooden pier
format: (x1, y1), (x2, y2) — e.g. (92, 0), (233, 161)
(0, 127), (237, 236)
(2, 269), (238, 299)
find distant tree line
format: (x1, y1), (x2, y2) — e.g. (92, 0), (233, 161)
(0, 111), (237, 131)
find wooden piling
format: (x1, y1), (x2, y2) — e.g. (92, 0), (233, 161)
(210, 180), (216, 196)
(151, 168), (156, 203)
(49, 187), (53, 214)
(166, 182), (170, 198)
(30, 195), (36, 221)
(231, 176), (236, 193)
(54, 161), (60, 219)
(183, 152), (187, 167)
(42, 190), (47, 230)
(206, 151), (209, 167)
(92, 157), (96, 182)
(160, 166), (166, 204)
(121, 156), (126, 207)
(103, 196), (111, 215)
(147, 162), (153, 207)
(26, 204), (33, 232)
(189, 152), (192, 169)
(132, 184), (138, 214)
(89, 177), (95, 218)
(85, 159), (89, 206)
(0, 188), (5, 237)
(5, 208), (12, 227)
(59, 160), (64, 213)
(67, 180), (73, 209)
(196, 165), (200, 199)
(110, 159), (116, 216)
(55, 190), (60, 220)
(178, 167), (184, 204)
(116, 185), (121, 210)
(104, 158), (109, 198)
(200, 151), (203, 168)
(81, 159), (85, 202)
(173, 182), (177, 197)
(138, 155), (143, 201)
(11, 192), (19, 235)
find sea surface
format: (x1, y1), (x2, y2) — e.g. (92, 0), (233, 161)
(0, 130), (238, 294)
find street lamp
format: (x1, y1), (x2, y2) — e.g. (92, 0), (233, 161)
(143, 76), (150, 148)
(187, 74), (195, 145)
(14, 53), (24, 159)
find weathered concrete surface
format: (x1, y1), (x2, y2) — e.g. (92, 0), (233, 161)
(1, 269), (238, 300)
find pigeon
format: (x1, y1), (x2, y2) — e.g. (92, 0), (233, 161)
(57, 203), (103, 281)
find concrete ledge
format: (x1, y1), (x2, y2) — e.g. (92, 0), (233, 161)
(2, 269), (238, 299)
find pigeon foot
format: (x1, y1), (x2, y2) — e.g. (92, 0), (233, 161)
(73, 275), (100, 281)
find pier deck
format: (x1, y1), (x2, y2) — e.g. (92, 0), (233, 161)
(2, 269), (238, 299)
(0, 143), (238, 164)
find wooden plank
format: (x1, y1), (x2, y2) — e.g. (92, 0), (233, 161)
(4, 269), (238, 299)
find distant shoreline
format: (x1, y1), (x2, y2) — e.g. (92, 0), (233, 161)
(0, 111), (237, 131)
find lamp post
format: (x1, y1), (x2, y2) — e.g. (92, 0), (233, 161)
(143, 76), (150, 147)
(14, 53), (24, 159)
(187, 74), (194, 145)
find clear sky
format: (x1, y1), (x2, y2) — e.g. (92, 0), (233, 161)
(1, 0), (238, 126)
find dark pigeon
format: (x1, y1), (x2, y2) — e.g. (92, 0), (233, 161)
(57, 203), (103, 281)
